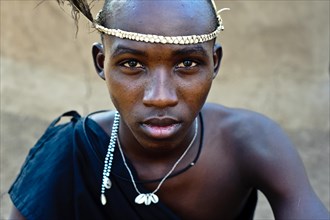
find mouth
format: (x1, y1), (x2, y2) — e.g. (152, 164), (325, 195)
(141, 118), (181, 139)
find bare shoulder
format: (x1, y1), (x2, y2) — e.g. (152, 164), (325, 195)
(201, 102), (295, 179)
(202, 103), (329, 218)
(202, 102), (282, 144)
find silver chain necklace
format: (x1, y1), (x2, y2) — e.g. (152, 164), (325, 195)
(100, 111), (198, 206)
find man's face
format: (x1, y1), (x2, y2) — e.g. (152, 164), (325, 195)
(97, 0), (221, 150)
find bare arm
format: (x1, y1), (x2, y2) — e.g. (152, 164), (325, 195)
(237, 113), (329, 219)
(9, 205), (26, 220)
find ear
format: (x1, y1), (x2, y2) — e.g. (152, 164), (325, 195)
(212, 43), (223, 79)
(92, 42), (105, 80)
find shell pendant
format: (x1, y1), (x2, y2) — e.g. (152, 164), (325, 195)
(134, 193), (159, 205)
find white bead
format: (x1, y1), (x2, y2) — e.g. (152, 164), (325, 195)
(165, 36), (171, 44)
(101, 194), (107, 205)
(160, 36), (166, 44)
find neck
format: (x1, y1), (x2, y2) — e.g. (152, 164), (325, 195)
(117, 117), (200, 178)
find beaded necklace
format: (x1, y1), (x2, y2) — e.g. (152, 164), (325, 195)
(100, 111), (198, 206)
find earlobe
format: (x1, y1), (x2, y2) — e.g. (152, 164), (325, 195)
(212, 43), (223, 79)
(92, 42), (105, 80)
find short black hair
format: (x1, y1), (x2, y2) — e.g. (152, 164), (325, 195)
(56, 0), (219, 36)
(97, 0), (219, 31)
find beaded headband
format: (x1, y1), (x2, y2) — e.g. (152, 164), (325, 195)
(93, 5), (229, 45)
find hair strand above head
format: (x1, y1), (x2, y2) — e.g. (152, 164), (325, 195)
(56, 0), (94, 22)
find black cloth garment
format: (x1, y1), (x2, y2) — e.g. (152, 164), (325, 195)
(9, 111), (257, 220)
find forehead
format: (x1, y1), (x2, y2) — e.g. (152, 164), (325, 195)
(104, 37), (215, 59)
(105, 0), (215, 36)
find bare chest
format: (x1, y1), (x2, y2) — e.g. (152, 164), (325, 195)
(141, 151), (253, 220)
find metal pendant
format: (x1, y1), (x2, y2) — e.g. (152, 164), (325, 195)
(135, 193), (159, 205)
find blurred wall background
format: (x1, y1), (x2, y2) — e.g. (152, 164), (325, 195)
(1, 1), (329, 219)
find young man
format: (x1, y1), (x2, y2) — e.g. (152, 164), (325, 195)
(9, 0), (329, 219)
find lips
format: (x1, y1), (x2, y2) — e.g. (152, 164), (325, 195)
(141, 117), (181, 139)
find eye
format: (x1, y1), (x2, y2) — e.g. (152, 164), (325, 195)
(122, 60), (143, 68)
(177, 60), (198, 68)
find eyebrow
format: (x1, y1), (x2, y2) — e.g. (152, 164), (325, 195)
(172, 45), (209, 57)
(111, 44), (209, 58)
(111, 45), (147, 58)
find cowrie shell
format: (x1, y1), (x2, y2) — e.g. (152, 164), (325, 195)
(135, 194), (147, 204)
(135, 193), (159, 205)
(150, 193), (159, 204)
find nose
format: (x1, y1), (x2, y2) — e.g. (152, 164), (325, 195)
(143, 68), (178, 108)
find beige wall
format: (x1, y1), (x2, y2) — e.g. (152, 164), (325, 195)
(1, 1), (329, 218)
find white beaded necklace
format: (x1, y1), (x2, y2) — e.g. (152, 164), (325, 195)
(100, 112), (120, 206)
(100, 111), (198, 206)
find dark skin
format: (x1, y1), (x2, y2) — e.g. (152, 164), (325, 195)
(10, 1), (329, 219)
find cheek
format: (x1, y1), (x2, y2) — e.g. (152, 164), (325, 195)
(178, 74), (213, 107)
(105, 71), (143, 108)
